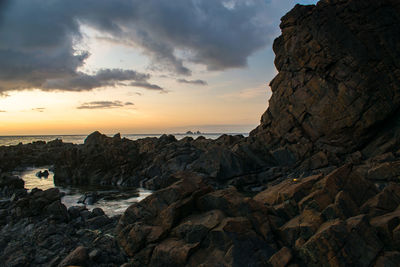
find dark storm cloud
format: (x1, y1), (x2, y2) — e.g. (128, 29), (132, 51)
(0, 0), (288, 93)
(96, 0), (276, 73)
(77, 101), (134, 109)
(42, 69), (154, 91)
(177, 79), (208, 86)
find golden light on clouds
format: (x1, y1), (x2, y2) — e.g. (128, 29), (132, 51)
(0, 0), (300, 135)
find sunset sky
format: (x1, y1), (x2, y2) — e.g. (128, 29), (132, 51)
(0, 0), (317, 135)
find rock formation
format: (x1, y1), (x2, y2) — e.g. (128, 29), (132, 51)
(1, 0), (400, 266)
(0, 173), (127, 266)
(116, 0), (400, 265)
(251, 0), (400, 166)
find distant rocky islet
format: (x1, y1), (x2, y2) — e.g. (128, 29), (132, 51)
(1, 0), (400, 266)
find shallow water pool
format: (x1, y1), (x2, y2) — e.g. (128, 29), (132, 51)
(15, 167), (152, 217)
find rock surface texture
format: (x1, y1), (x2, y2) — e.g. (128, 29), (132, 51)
(251, 0), (400, 166)
(2, 0), (400, 266)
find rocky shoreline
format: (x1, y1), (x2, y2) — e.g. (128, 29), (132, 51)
(1, 0), (400, 266)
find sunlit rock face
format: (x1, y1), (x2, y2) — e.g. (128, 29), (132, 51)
(251, 0), (400, 163)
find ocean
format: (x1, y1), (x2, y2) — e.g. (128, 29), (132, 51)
(0, 133), (248, 146)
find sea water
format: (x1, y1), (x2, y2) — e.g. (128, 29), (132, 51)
(16, 167), (152, 217)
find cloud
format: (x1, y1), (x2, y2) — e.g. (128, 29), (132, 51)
(129, 82), (164, 91)
(127, 91), (143, 96)
(0, 0), (292, 93)
(42, 68), (153, 91)
(0, 110), (6, 112)
(93, 0), (277, 73)
(77, 100), (134, 109)
(177, 79), (208, 86)
(32, 108), (46, 112)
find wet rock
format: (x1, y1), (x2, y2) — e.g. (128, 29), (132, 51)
(0, 174), (24, 190)
(78, 192), (98, 205)
(92, 207), (105, 217)
(0, 173), (26, 199)
(36, 170), (49, 178)
(86, 215), (113, 229)
(68, 205), (86, 219)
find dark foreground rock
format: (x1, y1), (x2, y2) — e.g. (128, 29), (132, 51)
(116, 167), (400, 266)
(117, 173), (278, 266)
(0, 184), (126, 266)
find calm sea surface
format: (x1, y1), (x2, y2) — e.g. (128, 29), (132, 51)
(0, 133), (247, 146)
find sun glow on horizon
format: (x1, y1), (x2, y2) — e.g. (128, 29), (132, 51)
(0, 1), (317, 135)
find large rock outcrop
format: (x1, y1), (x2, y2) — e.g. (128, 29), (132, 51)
(251, 0), (400, 164)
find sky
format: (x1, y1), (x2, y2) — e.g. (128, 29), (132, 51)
(0, 0), (318, 135)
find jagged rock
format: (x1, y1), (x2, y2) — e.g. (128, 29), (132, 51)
(321, 190), (359, 220)
(367, 161), (400, 182)
(279, 209), (323, 246)
(0, 186), (126, 267)
(251, 0), (400, 164)
(254, 174), (322, 206)
(361, 183), (400, 216)
(117, 175), (277, 266)
(370, 209), (400, 247)
(299, 215), (382, 267)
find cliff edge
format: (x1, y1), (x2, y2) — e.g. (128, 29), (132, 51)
(252, 0), (400, 166)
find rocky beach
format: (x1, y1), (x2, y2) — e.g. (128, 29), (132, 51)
(1, 0), (400, 266)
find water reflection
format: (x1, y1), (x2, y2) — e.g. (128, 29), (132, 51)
(15, 167), (152, 217)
